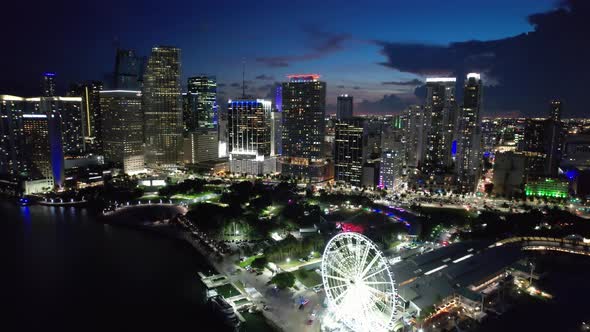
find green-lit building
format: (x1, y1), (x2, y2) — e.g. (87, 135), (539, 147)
(525, 178), (568, 198)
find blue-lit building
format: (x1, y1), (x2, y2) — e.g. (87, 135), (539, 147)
(41, 72), (56, 97)
(0, 95), (66, 190)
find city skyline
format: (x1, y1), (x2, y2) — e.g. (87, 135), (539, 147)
(3, 0), (588, 116)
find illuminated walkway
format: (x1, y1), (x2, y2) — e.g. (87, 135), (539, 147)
(492, 236), (590, 256)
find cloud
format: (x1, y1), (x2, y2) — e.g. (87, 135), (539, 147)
(217, 83), (226, 88)
(256, 26), (351, 67)
(374, 0), (589, 116)
(255, 74), (275, 80)
(230, 82), (241, 88)
(337, 85), (346, 89)
(353, 86), (361, 90)
(356, 94), (417, 114)
(381, 79), (423, 86)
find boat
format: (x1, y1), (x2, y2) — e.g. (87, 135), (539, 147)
(207, 295), (240, 330)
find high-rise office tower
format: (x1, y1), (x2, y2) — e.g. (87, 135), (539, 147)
(41, 72), (56, 97)
(422, 77), (457, 176)
(69, 81), (104, 153)
(22, 113), (52, 180)
(544, 100), (563, 177)
(142, 46), (183, 167)
(281, 74), (327, 181)
(456, 73), (483, 192)
(336, 94), (353, 120)
(0, 96), (25, 178)
(518, 119), (547, 178)
(275, 85), (283, 113)
(183, 130), (219, 164)
(379, 150), (404, 191)
(28, 97), (85, 156)
(227, 98), (275, 175)
(271, 111), (282, 156)
(404, 105), (425, 168)
(182, 92), (198, 134)
(100, 90), (145, 174)
(334, 118), (365, 186)
(187, 76), (217, 130)
(114, 49), (145, 90)
(1, 95), (67, 188)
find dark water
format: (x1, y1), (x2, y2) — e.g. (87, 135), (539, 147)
(2, 201), (228, 330)
(477, 253), (590, 332)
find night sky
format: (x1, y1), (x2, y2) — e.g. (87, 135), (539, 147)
(2, 0), (587, 116)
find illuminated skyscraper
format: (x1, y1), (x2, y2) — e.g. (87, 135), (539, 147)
(334, 118), (365, 186)
(100, 90), (145, 174)
(227, 98), (275, 174)
(188, 76), (217, 129)
(336, 95), (353, 120)
(404, 105), (425, 168)
(69, 81), (103, 153)
(142, 46), (183, 167)
(379, 150), (404, 191)
(41, 72), (56, 97)
(1, 95), (68, 188)
(183, 130), (218, 164)
(422, 77), (456, 176)
(281, 74), (328, 181)
(1, 96), (25, 178)
(26, 97), (85, 156)
(544, 100), (562, 176)
(456, 73), (483, 192)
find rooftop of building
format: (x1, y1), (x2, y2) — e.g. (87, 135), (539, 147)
(391, 240), (523, 310)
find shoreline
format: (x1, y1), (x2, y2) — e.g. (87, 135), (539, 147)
(99, 207), (282, 331)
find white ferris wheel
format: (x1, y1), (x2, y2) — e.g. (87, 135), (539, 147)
(321, 232), (396, 332)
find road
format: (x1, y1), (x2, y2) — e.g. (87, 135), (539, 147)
(218, 254), (324, 332)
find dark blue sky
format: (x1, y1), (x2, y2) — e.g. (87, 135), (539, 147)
(5, 0), (586, 116)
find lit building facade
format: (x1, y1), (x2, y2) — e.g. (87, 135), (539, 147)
(188, 76), (217, 130)
(456, 73), (483, 192)
(379, 150), (404, 191)
(41, 72), (56, 97)
(1, 95), (67, 188)
(422, 77), (456, 176)
(69, 81), (103, 153)
(142, 46), (183, 167)
(544, 100), (563, 177)
(183, 130), (219, 164)
(0, 95), (25, 178)
(336, 94), (353, 120)
(227, 99), (275, 175)
(525, 178), (568, 198)
(26, 97), (85, 156)
(404, 105), (425, 168)
(334, 118), (365, 186)
(271, 111), (282, 156)
(280, 74), (328, 181)
(100, 90), (145, 174)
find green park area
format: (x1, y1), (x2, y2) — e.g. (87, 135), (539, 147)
(237, 255), (259, 268)
(293, 267), (323, 288)
(170, 192), (218, 202)
(214, 283), (241, 298)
